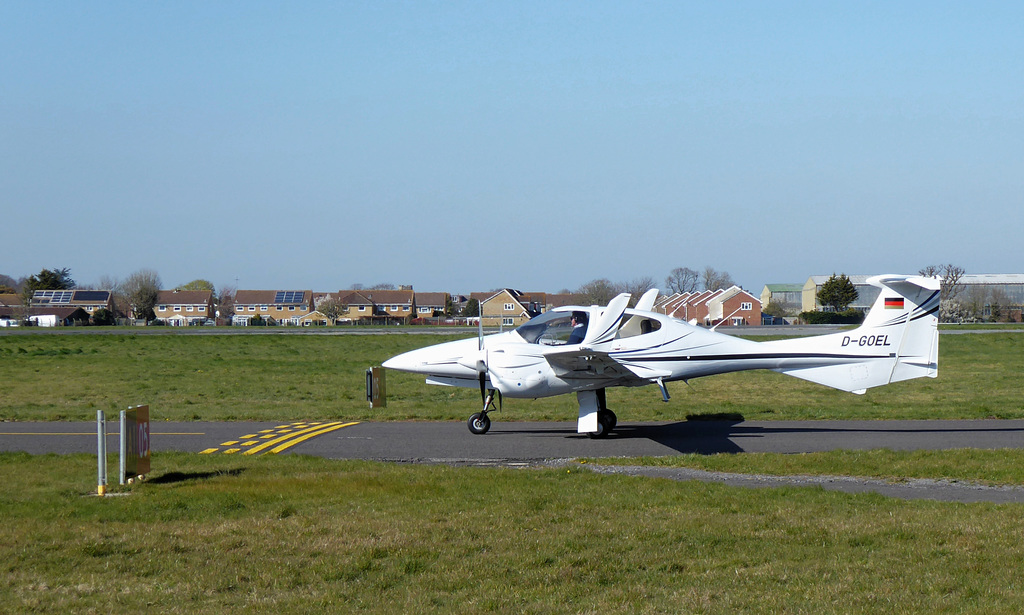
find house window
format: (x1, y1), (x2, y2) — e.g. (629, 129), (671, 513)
(504, 303), (514, 311)
(198, 306), (206, 312)
(358, 306), (366, 312)
(732, 317), (745, 326)
(289, 306), (295, 311)
(502, 317), (515, 326)
(174, 306), (181, 312)
(158, 305), (167, 311)
(261, 305), (268, 311)
(187, 306), (194, 312)
(741, 302), (752, 311)
(249, 306), (256, 312)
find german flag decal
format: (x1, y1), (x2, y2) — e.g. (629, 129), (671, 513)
(884, 297), (904, 309)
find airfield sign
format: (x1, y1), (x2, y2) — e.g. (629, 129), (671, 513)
(120, 405), (150, 484)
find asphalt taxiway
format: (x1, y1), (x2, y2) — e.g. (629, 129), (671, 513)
(4, 419), (1024, 460)
(5, 419), (1024, 503)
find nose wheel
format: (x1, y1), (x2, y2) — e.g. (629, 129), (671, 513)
(468, 389), (498, 435)
(468, 411), (491, 434)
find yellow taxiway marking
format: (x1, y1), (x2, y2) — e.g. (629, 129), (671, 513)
(268, 422), (360, 454)
(242, 422), (359, 455)
(199, 421), (359, 455)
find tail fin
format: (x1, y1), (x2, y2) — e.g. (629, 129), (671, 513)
(770, 275), (941, 393)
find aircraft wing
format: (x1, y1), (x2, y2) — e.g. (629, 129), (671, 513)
(543, 347), (661, 387)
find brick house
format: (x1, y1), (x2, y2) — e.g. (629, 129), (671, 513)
(155, 290), (215, 325)
(233, 290), (313, 325)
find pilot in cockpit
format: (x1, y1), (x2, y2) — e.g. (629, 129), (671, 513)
(567, 311), (588, 344)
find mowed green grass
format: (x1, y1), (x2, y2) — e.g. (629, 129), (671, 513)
(1, 331), (1022, 422)
(5, 451), (1024, 614)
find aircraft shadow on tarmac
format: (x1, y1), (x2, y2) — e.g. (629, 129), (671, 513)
(487, 418), (1024, 456)
(615, 420), (1024, 455)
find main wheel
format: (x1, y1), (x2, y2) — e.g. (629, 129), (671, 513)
(468, 412), (491, 435)
(587, 410), (615, 439)
(603, 409), (617, 432)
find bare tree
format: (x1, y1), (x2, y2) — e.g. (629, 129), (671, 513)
(122, 269), (162, 322)
(919, 263), (967, 322)
(619, 276), (658, 306)
(665, 267), (699, 294)
(217, 284), (236, 320)
(701, 267), (735, 291)
(575, 278), (619, 306)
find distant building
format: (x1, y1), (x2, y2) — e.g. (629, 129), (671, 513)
(760, 284), (803, 315)
(233, 290), (313, 326)
(30, 289), (112, 315)
(657, 286), (761, 326)
(802, 275), (878, 313)
(155, 290), (215, 325)
(475, 289), (545, 327)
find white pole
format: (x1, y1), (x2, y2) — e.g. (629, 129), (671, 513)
(96, 411), (107, 496)
(119, 410), (126, 485)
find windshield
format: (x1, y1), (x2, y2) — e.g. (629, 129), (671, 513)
(515, 310), (576, 345)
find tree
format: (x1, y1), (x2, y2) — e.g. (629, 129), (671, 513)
(461, 298), (479, 317)
(763, 299), (790, 318)
(665, 267), (699, 294)
(620, 276), (657, 306)
(918, 263), (966, 302)
(217, 285), (236, 320)
(701, 267), (735, 291)
(24, 267), (75, 292)
(318, 297), (346, 322)
(122, 269), (162, 322)
(919, 263), (967, 323)
(91, 308), (116, 326)
(817, 273), (858, 312)
(575, 279), (618, 306)
(177, 279), (215, 292)
(20, 267), (76, 308)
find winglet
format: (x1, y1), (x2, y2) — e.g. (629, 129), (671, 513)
(582, 293), (631, 346)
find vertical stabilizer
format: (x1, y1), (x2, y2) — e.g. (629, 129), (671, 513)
(769, 275), (940, 393)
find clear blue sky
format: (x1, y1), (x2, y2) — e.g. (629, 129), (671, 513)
(3, 1), (1021, 294)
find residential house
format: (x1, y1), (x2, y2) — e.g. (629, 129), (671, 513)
(706, 287), (762, 326)
(0, 304), (90, 326)
(297, 311), (331, 326)
(361, 289), (415, 323)
(476, 289), (545, 327)
(655, 287), (760, 326)
(334, 291), (375, 323)
(233, 290), (313, 325)
(31, 289), (113, 316)
(413, 292), (450, 319)
(155, 290), (215, 325)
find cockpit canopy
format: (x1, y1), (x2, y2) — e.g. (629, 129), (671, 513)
(515, 309), (661, 345)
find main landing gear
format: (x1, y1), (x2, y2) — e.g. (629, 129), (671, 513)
(589, 388), (617, 439)
(468, 389), (498, 435)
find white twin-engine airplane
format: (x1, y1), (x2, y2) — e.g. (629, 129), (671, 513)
(383, 275), (941, 438)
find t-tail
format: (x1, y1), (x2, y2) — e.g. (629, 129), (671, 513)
(761, 275), (941, 394)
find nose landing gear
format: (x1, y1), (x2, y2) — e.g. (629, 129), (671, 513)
(468, 389), (499, 435)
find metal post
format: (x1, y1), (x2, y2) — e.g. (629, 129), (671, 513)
(119, 410), (126, 485)
(96, 410), (107, 496)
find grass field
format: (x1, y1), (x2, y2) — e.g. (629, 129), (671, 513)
(4, 331), (1024, 612)
(1, 331), (1022, 422)
(5, 451), (1024, 614)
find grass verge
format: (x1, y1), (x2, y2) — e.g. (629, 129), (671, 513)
(4, 451), (1024, 613)
(1, 332), (1022, 422)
